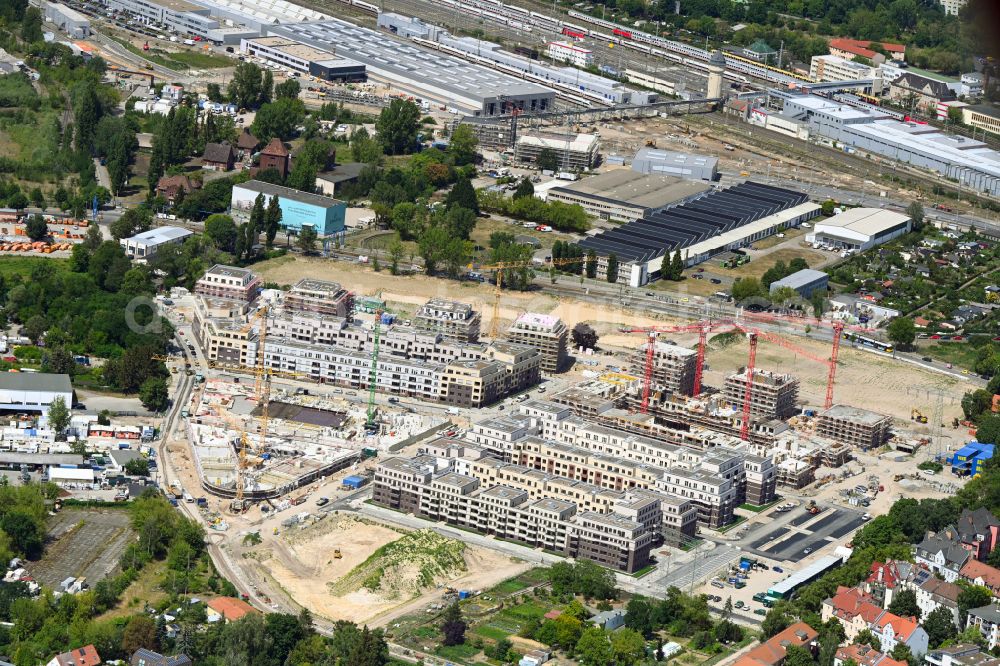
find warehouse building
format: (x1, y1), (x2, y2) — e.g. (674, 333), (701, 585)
(579, 182), (818, 286)
(724, 368), (800, 420)
(631, 148), (719, 181)
(514, 132), (600, 171)
(816, 405), (892, 450)
(781, 95), (1000, 197)
(505, 313), (568, 374)
(120, 226), (193, 262)
(231, 180), (346, 237)
(413, 298), (481, 343)
(240, 36), (366, 82)
(106, 0), (219, 38)
(547, 171), (710, 224)
(44, 1), (90, 38)
(268, 19), (555, 117)
(0, 373), (73, 416)
(806, 208), (911, 251)
(769, 268), (829, 298)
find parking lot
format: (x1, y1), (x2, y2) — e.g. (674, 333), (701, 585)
(736, 502), (867, 564)
(30, 509), (134, 588)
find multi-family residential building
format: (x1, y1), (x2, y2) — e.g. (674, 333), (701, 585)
(283, 279), (354, 318)
(833, 644), (906, 666)
(821, 586), (929, 656)
(967, 605), (1000, 650)
(723, 368), (800, 420)
(957, 507), (1000, 562)
(632, 341), (697, 396)
(734, 623), (818, 666)
(809, 54), (878, 83)
(372, 455), (657, 572)
(926, 644), (1000, 666)
(960, 559), (1000, 597)
(905, 566), (961, 626)
(413, 298), (482, 343)
(914, 527), (972, 582)
(194, 265), (262, 303)
(505, 313), (568, 373)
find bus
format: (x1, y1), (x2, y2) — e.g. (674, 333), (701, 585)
(845, 331), (894, 354)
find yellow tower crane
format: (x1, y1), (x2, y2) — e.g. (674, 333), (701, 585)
(477, 257), (590, 338)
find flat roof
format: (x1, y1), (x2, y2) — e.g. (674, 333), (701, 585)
(0, 373), (73, 394)
(512, 312), (563, 331)
(234, 180), (345, 209)
(205, 264), (256, 279)
(147, 0), (201, 12)
(770, 268), (828, 290)
(126, 226), (193, 244)
(821, 404), (890, 425)
(633, 147), (719, 169)
(815, 208), (911, 237)
(48, 2), (90, 22)
(517, 132), (598, 153)
(244, 35), (335, 62)
(552, 170), (710, 210)
(0, 452), (84, 466)
(769, 554), (843, 595)
(269, 19), (553, 111)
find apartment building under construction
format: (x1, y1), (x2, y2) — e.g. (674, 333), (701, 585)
(283, 278), (355, 318)
(505, 313), (568, 373)
(631, 340), (697, 396)
(723, 368), (800, 420)
(816, 405), (893, 450)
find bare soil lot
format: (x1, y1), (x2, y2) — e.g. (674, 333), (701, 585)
(32, 508), (133, 588)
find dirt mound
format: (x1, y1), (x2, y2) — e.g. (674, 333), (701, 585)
(329, 529), (467, 600)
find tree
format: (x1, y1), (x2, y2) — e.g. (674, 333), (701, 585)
(23, 314), (48, 344)
(43, 347), (76, 376)
(513, 178), (535, 200)
(274, 78), (300, 99)
(624, 598), (655, 637)
(264, 195), (282, 248)
(887, 588), (921, 620)
(46, 396), (70, 434)
(207, 82), (224, 102)
(610, 628), (646, 665)
(536, 147), (559, 172)
(907, 201), (925, 230)
(376, 98), (421, 154)
(446, 176), (479, 215)
(923, 607), (957, 648)
(669, 249), (684, 280)
(228, 61), (263, 109)
(887, 316), (916, 350)
(205, 214), (238, 253)
(29, 188), (44, 211)
(251, 98), (305, 143)
(0, 511), (44, 558)
(821, 199), (837, 216)
(785, 645), (815, 666)
(856, 629), (882, 651)
(24, 214), (47, 242)
(110, 207), (152, 241)
(122, 613), (158, 654)
(977, 415), (1000, 445)
(958, 586), (993, 624)
(575, 626), (612, 665)
(586, 248), (597, 279)
(761, 606), (791, 638)
(351, 127), (384, 164)
(440, 602), (467, 646)
(20, 6), (42, 42)
(297, 226), (318, 254)
(418, 226), (449, 275)
(448, 124), (478, 166)
(606, 253), (619, 283)
(572, 323), (598, 350)
(732, 277), (766, 301)
(387, 239), (405, 275)
(140, 377), (170, 413)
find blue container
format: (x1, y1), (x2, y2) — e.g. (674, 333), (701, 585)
(458, 590), (470, 600)
(380, 312), (395, 325)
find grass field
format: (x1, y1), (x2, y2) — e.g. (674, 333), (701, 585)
(728, 247), (828, 280)
(165, 49), (233, 69)
(920, 341), (981, 371)
(96, 560), (168, 621)
(0, 256), (67, 277)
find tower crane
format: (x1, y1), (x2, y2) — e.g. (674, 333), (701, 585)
(476, 257), (589, 338)
(366, 291), (387, 432)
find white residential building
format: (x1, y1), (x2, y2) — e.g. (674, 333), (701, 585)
(546, 41), (593, 67)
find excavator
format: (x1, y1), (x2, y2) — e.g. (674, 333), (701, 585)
(911, 408), (928, 424)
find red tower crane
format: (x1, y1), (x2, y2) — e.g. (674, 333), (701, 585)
(740, 332), (758, 441)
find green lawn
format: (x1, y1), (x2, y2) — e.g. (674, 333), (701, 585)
(473, 624), (511, 641)
(0, 256), (67, 277)
(921, 341), (981, 371)
(434, 643), (480, 662)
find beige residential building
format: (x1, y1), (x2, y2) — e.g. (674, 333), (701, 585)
(194, 264), (262, 302)
(816, 405), (892, 450)
(283, 278), (354, 318)
(632, 340), (697, 396)
(413, 298), (482, 342)
(505, 313), (568, 373)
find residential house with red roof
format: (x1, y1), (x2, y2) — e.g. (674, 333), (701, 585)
(866, 560), (904, 606)
(828, 38), (905, 62)
(834, 643), (908, 666)
(206, 596), (257, 623)
(871, 611), (928, 657)
(46, 645), (101, 666)
(821, 586), (883, 640)
(961, 559), (1000, 596)
(734, 622), (819, 666)
(957, 508), (1000, 562)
